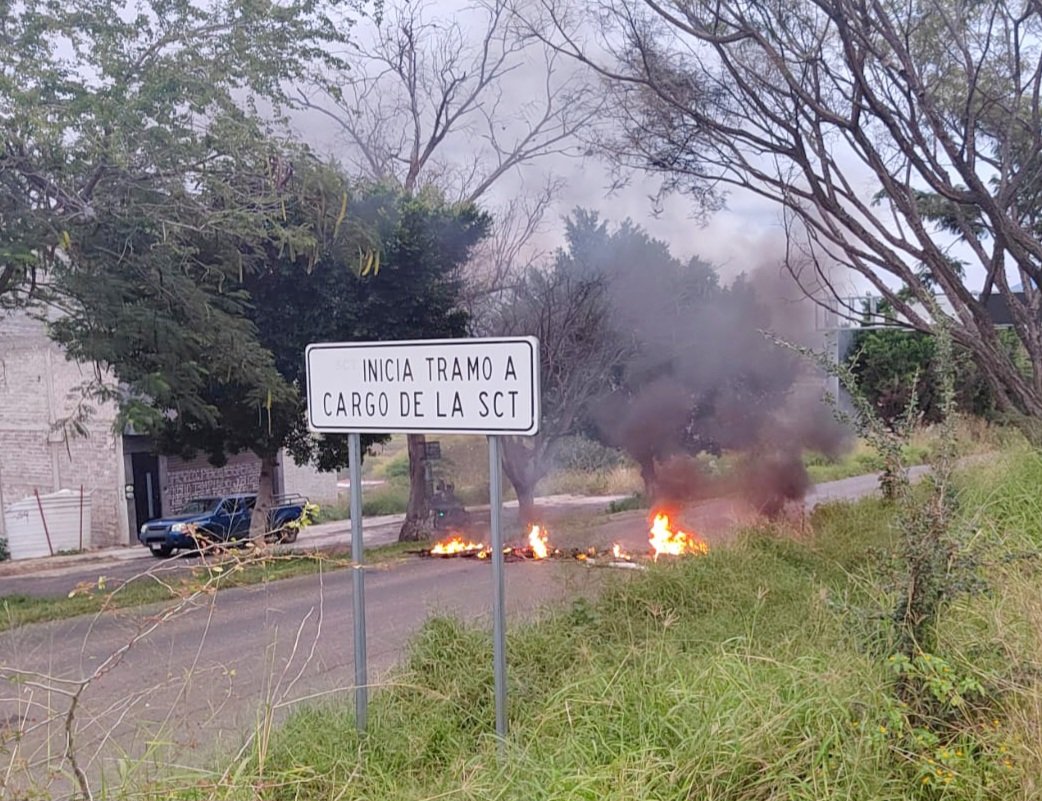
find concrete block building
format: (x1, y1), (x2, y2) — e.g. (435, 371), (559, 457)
(0, 312), (340, 551)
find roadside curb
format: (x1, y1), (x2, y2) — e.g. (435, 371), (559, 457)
(0, 546), (146, 579)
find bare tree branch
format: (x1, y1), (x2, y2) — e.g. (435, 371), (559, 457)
(298, 0), (600, 204)
(492, 264), (628, 521)
(294, 0), (604, 539)
(524, 0), (1042, 426)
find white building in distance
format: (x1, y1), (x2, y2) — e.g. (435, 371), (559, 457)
(0, 311), (341, 551)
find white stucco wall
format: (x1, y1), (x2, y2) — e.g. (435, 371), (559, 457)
(279, 452), (342, 507)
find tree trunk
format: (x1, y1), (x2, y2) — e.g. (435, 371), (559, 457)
(398, 433), (431, 542)
(500, 436), (547, 527)
(638, 456), (658, 505)
(515, 481), (538, 527)
(250, 452), (277, 542)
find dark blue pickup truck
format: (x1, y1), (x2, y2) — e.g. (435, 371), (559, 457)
(138, 493), (308, 558)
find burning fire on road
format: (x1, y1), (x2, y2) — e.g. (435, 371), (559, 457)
(429, 535), (485, 557)
(412, 514), (707, 565)
(478, 525), (559, 560)
(648, 512), (709, 560)
(527, 525), (550, 559)
(417, 526), (562, 561)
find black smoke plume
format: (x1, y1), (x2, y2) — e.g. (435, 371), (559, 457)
(569, 215), (849, 516)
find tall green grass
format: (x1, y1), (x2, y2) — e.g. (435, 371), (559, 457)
(142, 451), (1042, 801)
(805, 416), (1014, 484)
(316, 482), (412, 520)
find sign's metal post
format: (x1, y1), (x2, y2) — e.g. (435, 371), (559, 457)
(348, 432), (368, 732)
(488, 435), (507, 745)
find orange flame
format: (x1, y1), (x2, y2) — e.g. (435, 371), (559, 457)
(521, 524), (554, 558)
(528, 525), (550, 559)
(648, 513), (708, 560)
(611, 543), (631, 561)
(431, 535), (485, 556)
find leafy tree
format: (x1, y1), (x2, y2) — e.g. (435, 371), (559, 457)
(1, 0), (358, 312)
(556, 212), (712, 496)
(250, 184), (490, 543)
(3, 0), (365, 533)
(54, 165), (488, 541)
(49, 155), (372, 538)
(538, 0), (1042, 439)
(848, 329), (1010, 425)
(555, 210), (832, 506)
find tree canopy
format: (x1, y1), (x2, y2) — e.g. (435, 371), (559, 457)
(847, 328), (1017, 425)
(256, 185), (492, 473)
(1, 0), (360, 311)
(535, 0), (1042, 436)
(51, 162), (489, 535)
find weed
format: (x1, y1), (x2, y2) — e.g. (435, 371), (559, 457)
(316, 483), (411, 521)
(607, 494), (646, 513)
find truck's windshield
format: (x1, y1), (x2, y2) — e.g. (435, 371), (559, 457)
(180, 498), (220, 514)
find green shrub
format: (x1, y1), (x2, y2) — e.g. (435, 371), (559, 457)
(362, 484), (410, 516)
(315, 482), (411, 521)
(0, 536), (8, 562)
(380, 454), (411, 480)
(847, 328), (1009, 424)
(606, 494), (646, 513)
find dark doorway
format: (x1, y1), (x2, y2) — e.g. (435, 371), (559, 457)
(131, 453), (162, 530)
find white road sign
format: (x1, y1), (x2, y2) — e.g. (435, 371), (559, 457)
(306, 337), (540, 435)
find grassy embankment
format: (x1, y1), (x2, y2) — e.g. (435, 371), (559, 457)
(805, 416), (1009, 483)
(138, 442), (1042, 801)
(318, 435), (643, 521)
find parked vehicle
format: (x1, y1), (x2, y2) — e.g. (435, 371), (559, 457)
(138, 493), (307, 558)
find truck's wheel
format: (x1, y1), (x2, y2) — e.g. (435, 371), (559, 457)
(275, 527), (298, 544)
(149, 544), (174, 558)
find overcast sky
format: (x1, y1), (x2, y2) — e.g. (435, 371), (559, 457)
(286, 1), (902, 303)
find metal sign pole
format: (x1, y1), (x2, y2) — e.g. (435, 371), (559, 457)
(488, 435), (507, 745)
(348, 432), (368, 731)
(305, 337), (540, 744)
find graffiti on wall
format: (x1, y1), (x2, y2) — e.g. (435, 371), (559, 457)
(165, 459), (260, 513)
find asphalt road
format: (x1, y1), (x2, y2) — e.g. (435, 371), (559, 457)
(0, 470), (919, 798)
(0, 494), (624, 599)
(2, 553), (601, 795)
